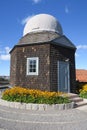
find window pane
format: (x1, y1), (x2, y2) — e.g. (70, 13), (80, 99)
(30, 65), (33, 68)
(33, 65), (36, 68)
(29, 69), (33, 72)
(33, 69), (36, 72)
(33, 60), (36, 64)
(31, 61), (36, 66)
(30, 60), (33, 64)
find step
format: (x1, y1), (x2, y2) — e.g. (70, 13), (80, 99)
(75, 101), (87, 107)
(70, 97), (83, 103)
(68, 93), (83, 102)
(68, 93), (80, 99)
(68, 93), (87, 108)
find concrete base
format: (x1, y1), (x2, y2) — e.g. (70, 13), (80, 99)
(0, 98), (75, 111)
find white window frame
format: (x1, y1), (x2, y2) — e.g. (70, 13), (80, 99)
(26, 57), (39, 75)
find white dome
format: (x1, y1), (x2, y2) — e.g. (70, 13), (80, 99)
(23, 14), (63, 36)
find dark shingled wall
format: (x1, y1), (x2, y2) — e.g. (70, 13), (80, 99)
(10, 43), (76, 93)
(10, 44), (51, 91)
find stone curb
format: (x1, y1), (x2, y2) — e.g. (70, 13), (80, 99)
(0, 99), (75, 111)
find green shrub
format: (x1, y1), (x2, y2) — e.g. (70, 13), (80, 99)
(79, 84), (87, 98)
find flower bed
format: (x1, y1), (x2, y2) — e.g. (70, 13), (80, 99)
(79, 84), (87, 98)
(2, 87), (70, 104)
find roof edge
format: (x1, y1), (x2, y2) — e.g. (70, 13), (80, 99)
(51, 35), (76, 50)
(10, 42), (50, 53)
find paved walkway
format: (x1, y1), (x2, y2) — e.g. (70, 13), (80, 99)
(0, 105), (87, 130)
(0, 90), (87, 130)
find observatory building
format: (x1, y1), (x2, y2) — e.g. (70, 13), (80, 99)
(10, 14), (76, 93)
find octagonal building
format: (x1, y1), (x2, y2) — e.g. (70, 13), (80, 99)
(10, 14), (76, 93)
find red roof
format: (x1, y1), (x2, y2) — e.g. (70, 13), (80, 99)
(76, 69), (87, 82)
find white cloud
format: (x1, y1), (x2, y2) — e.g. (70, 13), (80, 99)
(5, 47), (11, 54)
(0, 54), (10, 60)
(65, 5), (69, 14)
(0, 46), (11, 61)
(77, 45), (87, 50)
(32, 0), (41, 4)
(21, 15), (34, 25)
(75, 53), (79, 57)
(75, 45), (87, 58)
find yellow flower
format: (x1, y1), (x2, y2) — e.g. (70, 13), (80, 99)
(2, 86), (67, 98)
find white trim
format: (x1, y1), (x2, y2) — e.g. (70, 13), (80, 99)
(26, 57), (39, 75)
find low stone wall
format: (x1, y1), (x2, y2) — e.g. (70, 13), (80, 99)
(0, 99), (75, 111)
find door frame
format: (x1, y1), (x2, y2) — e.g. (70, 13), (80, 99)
(58, 60), (70, 93)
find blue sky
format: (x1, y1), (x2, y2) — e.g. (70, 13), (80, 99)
(0, 0), (87, 76)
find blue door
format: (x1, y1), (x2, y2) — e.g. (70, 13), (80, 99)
(58, 61), (70, 93)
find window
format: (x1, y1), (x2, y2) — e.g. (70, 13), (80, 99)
(27, 57), (39, 75)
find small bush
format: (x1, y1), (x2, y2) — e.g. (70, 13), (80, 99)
(79, 84), (87, 98)
(2, 87), (70, 104)
(76, 81), (87, 94)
